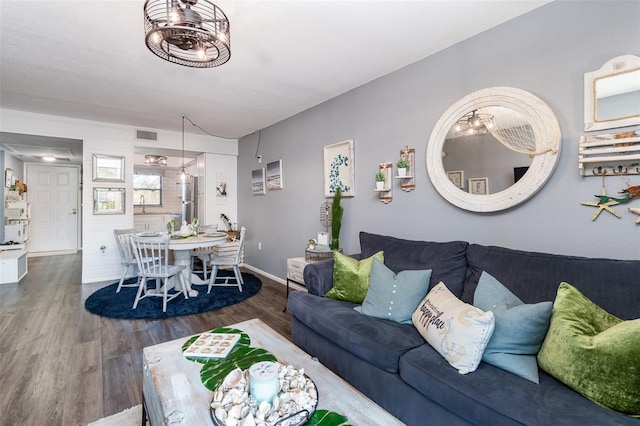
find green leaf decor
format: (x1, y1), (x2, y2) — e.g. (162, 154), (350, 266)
(306, 409), (351, 426)
(201, 346), (277, 391)
(181, 327), (250, 364)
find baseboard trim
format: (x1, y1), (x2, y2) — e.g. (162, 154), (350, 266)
(243, 264), (306, 291)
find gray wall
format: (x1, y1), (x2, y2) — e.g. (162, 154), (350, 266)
(238, 1), (640, 280)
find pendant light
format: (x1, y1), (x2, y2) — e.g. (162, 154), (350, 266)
(179, 115), (189, 182)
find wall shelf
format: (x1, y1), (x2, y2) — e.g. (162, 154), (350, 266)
(398, 146), (415, 191)
(376, 162), (393, 203)
(578, 130), (640, 176)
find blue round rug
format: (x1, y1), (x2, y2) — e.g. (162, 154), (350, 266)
(85, 271), (261, 319)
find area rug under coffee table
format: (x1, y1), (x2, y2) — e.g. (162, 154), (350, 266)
(84, 271), (261, 319)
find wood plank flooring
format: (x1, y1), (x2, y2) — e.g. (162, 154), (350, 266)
(0, 253), (292, 425)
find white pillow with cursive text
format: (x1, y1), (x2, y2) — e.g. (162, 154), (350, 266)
(412, 282), (495, 374)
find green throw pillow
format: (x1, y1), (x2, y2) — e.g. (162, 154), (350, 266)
(354, 257), (432, 324)
(537, 282), (640, 416)
(325, 251), (384, 303)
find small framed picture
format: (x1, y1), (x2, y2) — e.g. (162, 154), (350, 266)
(266, 159), (284, 190)
(251, 168), (266, 195)
(468, 178), (489, 195)
(324, 140), (355, 197)
(446, 170), (464, 188)
(93, 154), (125, 182)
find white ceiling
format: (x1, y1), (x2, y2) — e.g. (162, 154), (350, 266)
(0, 0), (551, 157)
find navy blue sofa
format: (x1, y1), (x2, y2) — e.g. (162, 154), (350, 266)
(286, 232), (640, 425)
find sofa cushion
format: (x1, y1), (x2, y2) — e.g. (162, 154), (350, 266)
(463, 244), (640, 320)
(325, 250), (383, 303)
(537, 282), (640, 416)
(412, 282), (495, 374)
(287, 291), (425, 373)
(473, 271), (552, 383)
(354, 258), (432, 324)
(399, 344), (639, 425)
(359, 232), (468, 298)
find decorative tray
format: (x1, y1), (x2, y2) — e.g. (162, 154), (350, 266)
(183, 333), (241, 359)
(210, 363), (318, 426)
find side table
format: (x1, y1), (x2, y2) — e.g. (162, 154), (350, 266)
(284, 257), (309, 311)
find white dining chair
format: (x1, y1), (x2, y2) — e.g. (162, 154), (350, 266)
(207, 227), (246, 293)
(113, 229), (160, 293)
(190, 225), (219, 281)
(130, 234), (189, 312)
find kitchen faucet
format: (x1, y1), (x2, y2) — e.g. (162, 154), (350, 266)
(140, 194), (146, 214)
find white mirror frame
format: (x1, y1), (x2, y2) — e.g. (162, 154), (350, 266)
(426, 87), (561, 212)
(584, 55), (640, 132)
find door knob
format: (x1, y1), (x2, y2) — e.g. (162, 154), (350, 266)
(71, 208), (77, 215)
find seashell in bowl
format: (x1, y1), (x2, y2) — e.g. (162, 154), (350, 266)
(223, 368), (245, 389)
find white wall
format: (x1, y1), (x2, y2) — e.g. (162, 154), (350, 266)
(237, 1), (640, 281)
(0, 109), (238, 283)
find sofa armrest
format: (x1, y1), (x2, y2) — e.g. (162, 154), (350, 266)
(303, 259), (334, 296)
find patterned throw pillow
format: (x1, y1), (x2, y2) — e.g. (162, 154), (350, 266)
(354, 258), (432, 324)
(325, 250), (384, 303)
(412, 282), (495, 374)
(537, 282), (640, 416)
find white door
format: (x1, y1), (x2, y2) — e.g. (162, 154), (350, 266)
(26, 164), (79, 253)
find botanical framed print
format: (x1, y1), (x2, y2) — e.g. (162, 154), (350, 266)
(324, 139), (355, 197)
(266, 159), (284, 190)
(251, 168), (266, 195)
(93, 188), (125, 214)
(93, 154), (125, 182)
(469, 177), (489, 195)
(446, 170), (464, 189)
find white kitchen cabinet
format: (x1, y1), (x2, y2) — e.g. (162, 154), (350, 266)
(134, 214), (179, 233)
(134, 214), (166, 233)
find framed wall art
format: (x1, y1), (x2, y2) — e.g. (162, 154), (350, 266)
(468, 177), (489, 195)
(251, 168), (266, 195)
(324, 139), (355, 197)
(93, 187), (125, 214)
(266, 159), (284, 190)
(93, 154), (125, 182)
(446, 170), (464, 189)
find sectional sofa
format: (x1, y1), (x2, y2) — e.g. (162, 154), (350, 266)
(286, 232), (639, 425)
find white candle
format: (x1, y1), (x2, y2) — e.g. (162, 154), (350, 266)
(249, 361), (279, 403)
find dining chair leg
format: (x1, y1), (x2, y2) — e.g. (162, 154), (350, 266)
(233, 265), (244, 292)
(162, 277), (168, 313)
(133, 277), (147, 309)
(208, 265), (220, 294)
(116, 265), (130, 293)
(202, 257), (208, 281)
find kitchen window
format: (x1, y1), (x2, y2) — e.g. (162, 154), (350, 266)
(133, 174), (162, 206)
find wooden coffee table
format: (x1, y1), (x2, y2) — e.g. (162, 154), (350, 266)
(142, 318), (404, 425)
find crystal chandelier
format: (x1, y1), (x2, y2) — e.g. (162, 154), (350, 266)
(143, 0), (230, 68)
(454, 110), (494, 137)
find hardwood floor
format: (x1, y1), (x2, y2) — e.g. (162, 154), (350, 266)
(0, 253), (292, 425)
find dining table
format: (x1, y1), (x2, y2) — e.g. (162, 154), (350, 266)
(168, 233), (228, 297)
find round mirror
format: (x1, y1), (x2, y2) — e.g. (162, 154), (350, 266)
(426, 87), (561, 212)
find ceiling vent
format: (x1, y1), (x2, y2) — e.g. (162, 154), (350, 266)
(135, 129), (159, 142)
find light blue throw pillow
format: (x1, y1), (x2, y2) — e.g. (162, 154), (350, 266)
(354, 258), (431, 324)
(473, 271), (553, 383)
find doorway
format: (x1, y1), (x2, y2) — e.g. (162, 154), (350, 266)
(26, 163), (80, 253)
